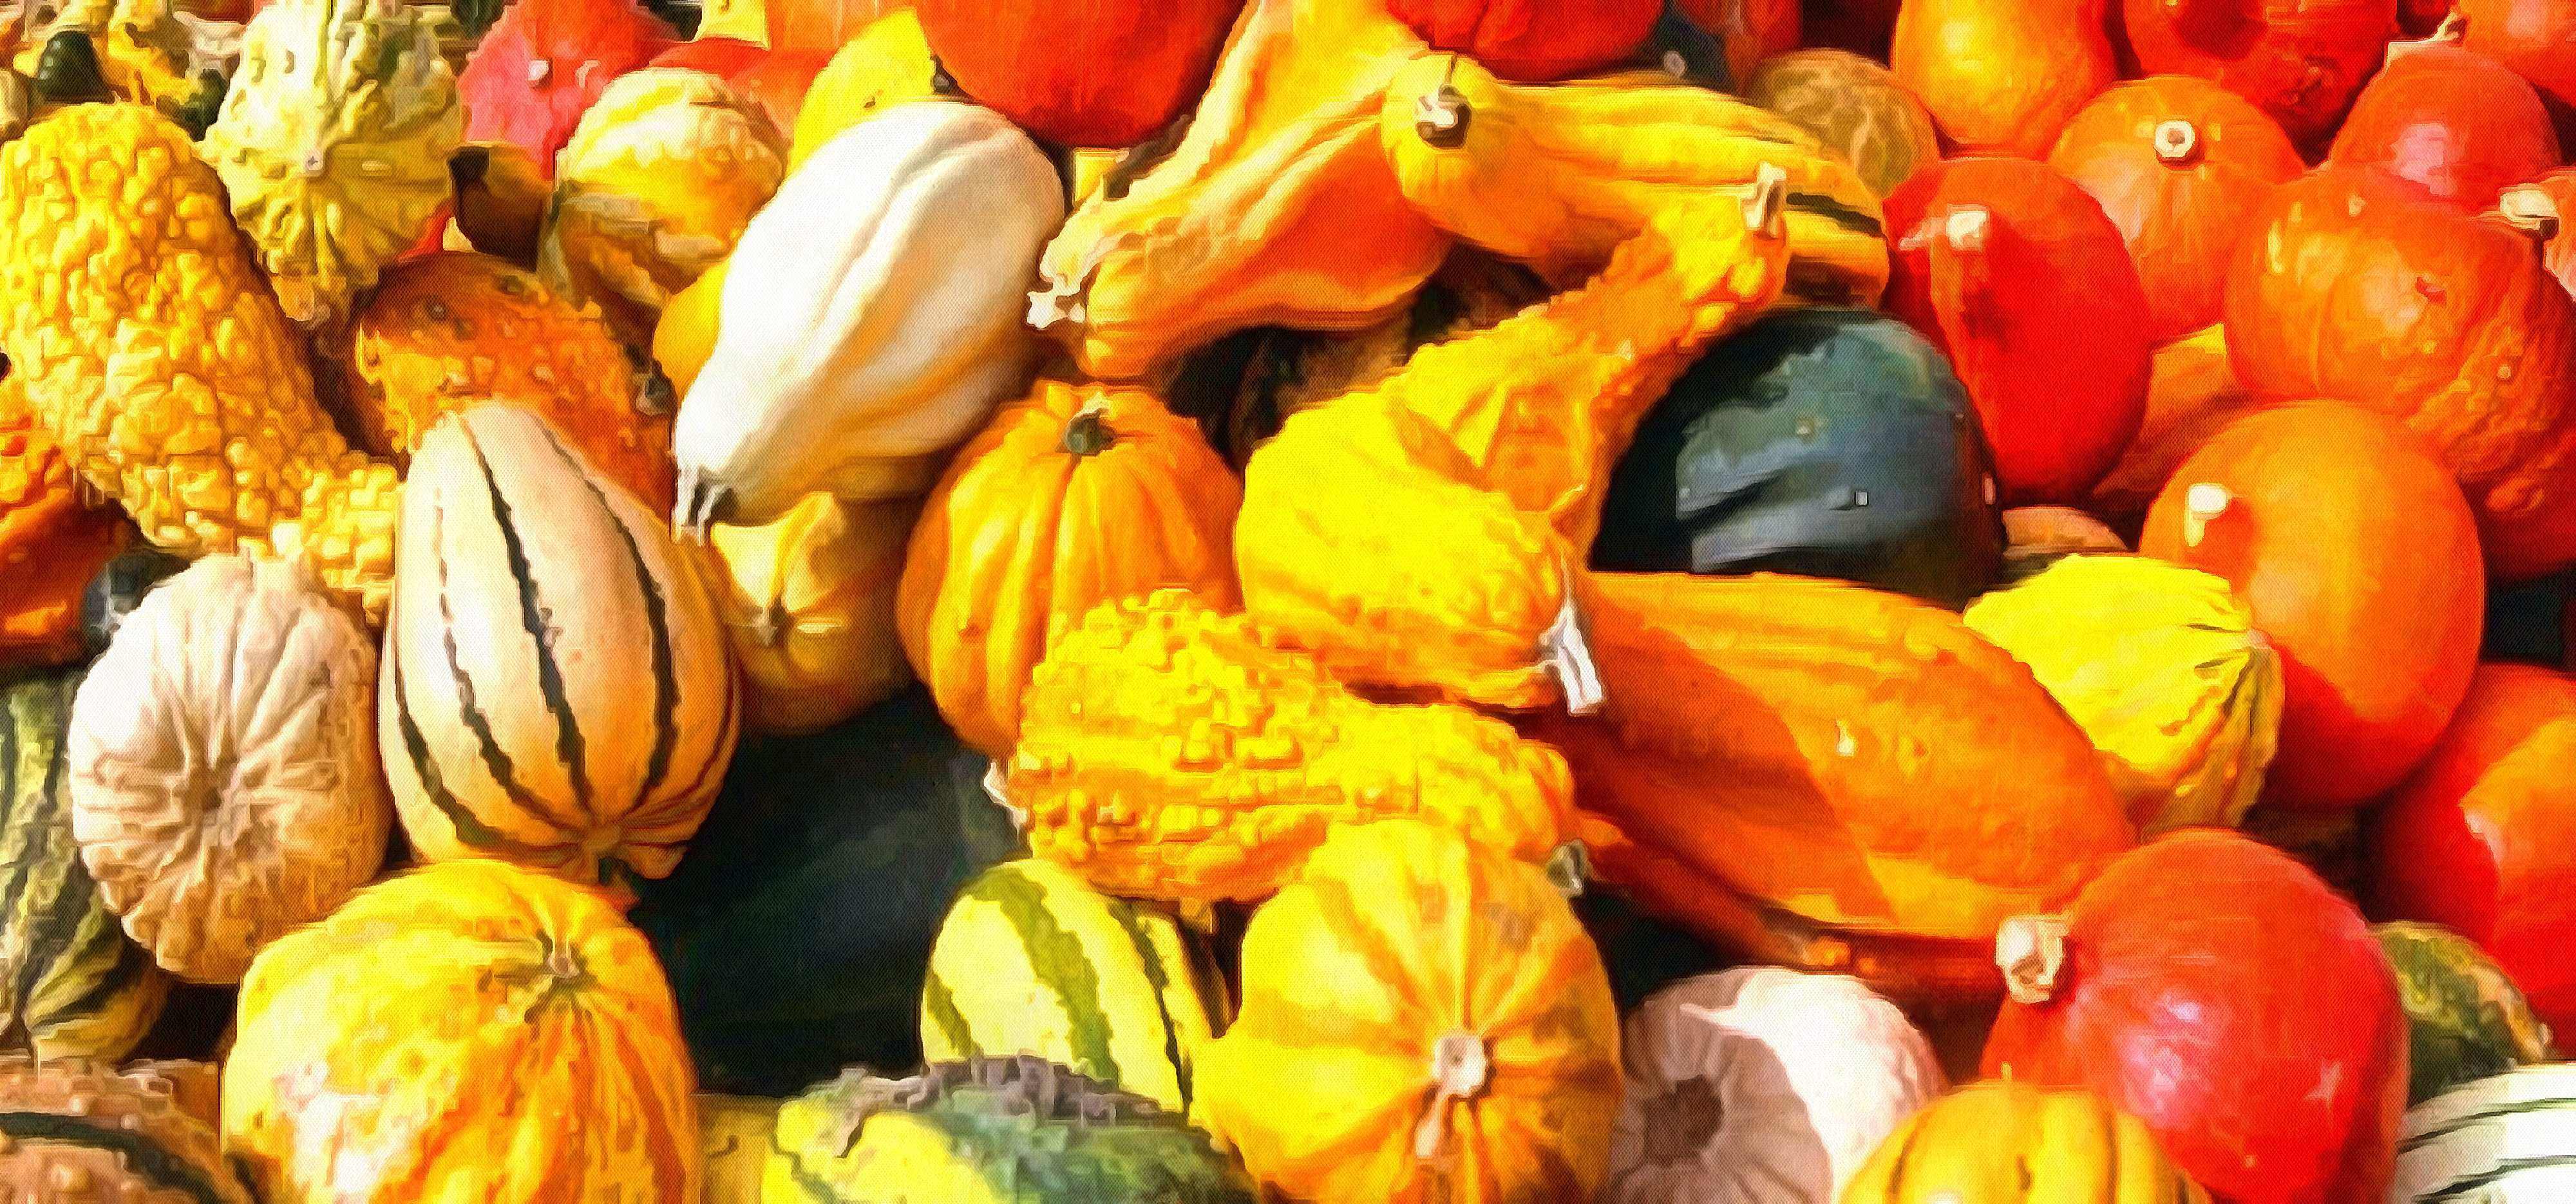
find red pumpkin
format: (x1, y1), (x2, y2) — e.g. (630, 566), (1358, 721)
(914, 0), (1246, 147)
(1983, 829), (2407, 1204)
(2461, 0), (2576, 140)
(2048, 75), (2306, 342)
(766, 0), (900, 58)
(2505, 172), (2576, 296)
(2121, 0), (2402, 144)
(649, 36), (770, 77)
(1386, 0), (1662, 83)
(2137, 404), (2484, 807)
(2224, 165), (2576, 579)
(1882, 156), (2154, 504)
(1678, 0), (1801, 86)
(2372, 663), (2576, 1040)
(459, 0), (676, 178)
(732, 50), (827, 135)
(2328, 39), (2561, 205)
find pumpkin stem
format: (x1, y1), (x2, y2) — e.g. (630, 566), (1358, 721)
(1542, 584), (1605, 715)
(1415, 57), (1472, 149)
(1743, 162), (1788, 240)
(1996, 914), (2071, 1005)
(2152, 119), (2202, 167)
(2389, 10), (2468, 64)
(2180, 482), (2233, 549)
(1544, 842), (1590, 898)
(1060, 402), (1118, 456)
(1411, 1032), (1491, 1161)
(2497, 185), (2562, 244)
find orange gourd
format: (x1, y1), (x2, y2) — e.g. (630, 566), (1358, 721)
(2461, 0), (2576, 142)
(0, 392), (128, 668)
(915, 0), (1243, 146)
(2329, 37), (2561, 205)
(766, 0), (897, 57)
(2138, 404), (2483, 807)
(1891, 0), (2116, 156)
(2122, 0), (2402, 144)
(2048, 76), (2306, 343)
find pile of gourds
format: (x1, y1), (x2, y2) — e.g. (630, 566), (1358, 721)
(5, 0), (2576, 1197)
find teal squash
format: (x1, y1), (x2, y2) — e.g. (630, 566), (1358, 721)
(1593, 306), (2005, 607)
(2392, 1064), (2576, 1201)
(2377, 922), (2553, 1105)
(628, 688), (1024, 1096)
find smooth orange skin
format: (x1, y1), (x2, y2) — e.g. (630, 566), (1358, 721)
(915, 0), (1244, 146)
(2461, 0), (2576, 139)
(2139, 404), (2484, 807)
(2329, 42), (2562, 206)
(1893, 0), (2116, 156)
(764, 0), (896, 58)
(2121, 0), (2401, 145)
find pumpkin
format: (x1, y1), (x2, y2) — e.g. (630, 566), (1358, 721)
(1999, 505), (2129, 579)
(764, 0), (892, 58)
(699, 493), (917, 735)
(347, 252), (676, 513)
(1605, 968), (1942, 1204)
(0, 672), (171, 1062)
(538, 67), (787, 347)
(693, 0), (766, 43)
(1890, 0), (2116, 156)
(914, 0), (1240, 146)
(1195, 819), (1621, 1204)
(1521, 572), (2136, 941)
(699, 1095), (779, 1204)
(1672, 0), (1800, 89)
(1983, 829), (2409, 1204)
(899, 381), (1242, 756)
(2047, 76), (2306, 343)
(767, 1057), (1258, 1203)
(1879, 157), (2154, 508)
(0, 393), (128, 670)
(2138, 404), (2484, 807)
(672, 100), (1061, 533)
(222, 858), (699, 1202)
(627, 688), (1023, 1097)
(1591, 306), (2004, 608)
(2330, 38), (2561, 206)
(382, 405), (738, 890)
(2374, 921), (2553, 1105)
(2504, 173), (2576, 296)
(203, 0), (462, 327)
(1964, 554), (2284, 834)
(2390, 1066), (2576, 1201)
(1005, 589), (1577, 903)
(0, 1057), (253, 1204)
(649, 34), (768, 75)
(1743, 48), (1941, 199)
(457, 0), (674, 179)
(920, 860), (1229, 1116)
(2091, 323), (2274, 520)
(1841, 1082), (2215, 1204)
(2122, 0), (2401, 144)
(787, 8), (945, 170)
(1385, 0), (1658, 82)
(2461, 0), (2576, 141)
(2372, 663), (2576, 1042)
(67, 555), (390, 985)
(2226, 167), (2576, 578)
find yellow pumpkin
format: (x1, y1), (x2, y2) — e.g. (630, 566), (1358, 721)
(1842, 1082), (2213, 1203)
(699, 492), (919, 735)
(788, 8), (945, 170)
(221, 858), (699, 1203)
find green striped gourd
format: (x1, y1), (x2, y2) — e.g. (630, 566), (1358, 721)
(0, 1055), (253, 1202)
(0, 672), (168, 1061)
(381, 404), (740, 890)
(2378, 923), (2553, 1105)
(2392, 1065), (2576, 1201)
(920, 860), (1229, 1116)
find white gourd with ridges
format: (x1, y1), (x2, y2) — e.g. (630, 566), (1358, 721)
(670, 100), (1065, 534)
(2391, 1065), (2576, 1202)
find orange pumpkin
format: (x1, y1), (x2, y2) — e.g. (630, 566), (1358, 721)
(731, 49), (828, 135)
(767, 0), (900, 58)
(2121, 0), (2401, 144)
(1891, 0), (2116, 156)
(2138, 404), (2483, 808)
(2089, 323), (2278, 520)
(915, 0), (1244, 146)
(0, 391), (128, 669)
(897, 381), (1242, 756)
(2224, 165), (2576, 578)
(2461, 0), (2576, 142)
(2328, 38), (2561, 205)
(1678, 0), (1802, 86)
(2505, 172), (2576, 296)
(2048, 76), (2305, 343)
(1388, 0), (1661, 82)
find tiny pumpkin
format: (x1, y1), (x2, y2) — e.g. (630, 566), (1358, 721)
(699, 492), (918, 735)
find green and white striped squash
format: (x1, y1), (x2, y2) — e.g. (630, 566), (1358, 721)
(381, 404), (741, 891)
(0, 672), (169, 1061)
(920, 860), (1229, 1116)
(2392, 1064), (2576, 1201)
(2378, 923), (2553, 1105)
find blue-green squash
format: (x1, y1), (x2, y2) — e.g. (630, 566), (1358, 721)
(2377, 922), (2553, 1106)
(628, 688), (1024, 1097)
(1592, 306), (2004, 607)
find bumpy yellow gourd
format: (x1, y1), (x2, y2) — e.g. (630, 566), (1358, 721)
(788, 8), (944, 170)
(0, 106), (399, 616)
(1004, 588), (1577, 903)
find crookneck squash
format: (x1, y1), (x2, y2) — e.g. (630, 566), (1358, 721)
(2374, 921), (2553, 1105)
(1841, 1082), (2214, 1204)
(1196, 819), (1621, 1204)
(1742, 48), (1941, 199)
(1003, 589), (1576, 904)
(0, 392), (128, 670)
(698, 492), (918, 735)
(1889, 0), (2115, 156)
(900, 381), (1243, 756)
(223, 858), (700, 1203)
(0, 1057), (253, 1203)
(2329, 36), (2561, 207)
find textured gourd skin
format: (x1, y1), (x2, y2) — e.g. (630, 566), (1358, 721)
(2390, 1064), (2576, 1200)
(0, 106), (401, 618)
(6, 0), (237, 120)
(0, 395), (128, 668)
(223, 858), (699, 1203)
(0, 1056), (255, 1204)
(1006, 589), (1575, 903)
(1743, 49), (1940, 199)
(1841, 1082), (2213, 1204)
(699, 492), (918, 735)
(1524, 572), (2134, 939)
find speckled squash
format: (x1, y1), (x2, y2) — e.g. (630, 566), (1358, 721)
(1842, 1082), (2213, 1204)
(699, 492), (917, 735)
(222, 858), (699, 1203)
(1743, 50), (1940, 199)
(0, 1056), (254, 1203)
(2376, 921), (2553, 1105)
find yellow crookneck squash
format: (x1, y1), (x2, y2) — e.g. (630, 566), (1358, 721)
(1003, 588), (1575, 903)
(1196, 818), (1621, 1204)
(900, 381), (1242, 757)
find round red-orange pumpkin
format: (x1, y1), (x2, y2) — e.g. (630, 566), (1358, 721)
(2504, 172), (2576, 295)
(766, 0), (900, 59)
(2049, 75), (2306, 342)
(1983, 829), (2407, 1204)
(2461, 0), (2576, 138)
(1388, 0), (1662, 83)
(2138, 404), (2483, 807)
(1678, 0), (1801, 86)
(649, 35), (768, 76)
(2121, 0), (2402, 144)
(2328, 40), (2561, 205)
(458, 0), (676, 180)
(1893, 0), (2117, 156)
(2224, 164), (2576, 579)
(914, 0), (1244, 147)
(1882, 156), (2154, 505)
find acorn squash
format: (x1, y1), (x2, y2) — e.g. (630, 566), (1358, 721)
(2376, 921), (2553, 1105)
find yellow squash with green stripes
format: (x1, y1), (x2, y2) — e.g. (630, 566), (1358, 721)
(920, 860), (1229, 1116)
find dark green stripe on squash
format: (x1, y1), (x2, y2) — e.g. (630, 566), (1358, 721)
(1104, 900), (1191, 1114)
(965, 867), (1120, 1087)
(0, 1111), (233, 1204)
(461, 422), (594, 821)
(388, 653), (555, 861)
(426, 502), (563, 833)
(921, 970), (972, 1059)
(533, 425), (684, 808)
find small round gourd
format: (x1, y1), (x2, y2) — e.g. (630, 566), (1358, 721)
(2376, 921), (2553, 1105)
(1743, 49), (1938, 198)
(700, 492), (917, 735)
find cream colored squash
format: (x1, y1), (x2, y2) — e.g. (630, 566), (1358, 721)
(697, 492), (918, 735)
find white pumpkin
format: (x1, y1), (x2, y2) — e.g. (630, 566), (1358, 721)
(1607, 967), (1945, 1204)
(2391, 1065), (2576, 1202)
(670, 99), (1065, 535)
(68, 555), (392, 984)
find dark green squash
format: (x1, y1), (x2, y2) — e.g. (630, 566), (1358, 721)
(627, 688), (1023, 1098)
(1592, 306), (2005, 607)
(77, 549), (189, 661)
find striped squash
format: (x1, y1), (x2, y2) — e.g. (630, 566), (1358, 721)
(0, 672), (169, 1062)
(2393, 1065), (2576, 1201)
(920, 860), (1229, 1116)
(381, 404), (739, 889)
(0, 1055), (253, 1203)
(2378, 923), (2553, 1106)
